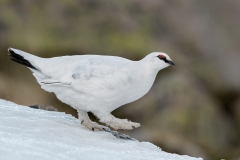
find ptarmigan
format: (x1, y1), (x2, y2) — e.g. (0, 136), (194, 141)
(8, 48), (175, 131)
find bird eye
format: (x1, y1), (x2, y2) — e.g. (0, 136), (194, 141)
(157, 55), (166, 60)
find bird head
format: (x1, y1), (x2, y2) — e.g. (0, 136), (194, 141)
(142, 52), (175, 70)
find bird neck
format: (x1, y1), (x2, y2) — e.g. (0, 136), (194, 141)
(139, 59), (167, 75)
(137, 60), (160, 79)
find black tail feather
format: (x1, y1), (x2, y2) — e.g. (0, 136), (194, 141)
(8, 49), (38, 70)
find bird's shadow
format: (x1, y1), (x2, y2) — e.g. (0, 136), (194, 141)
(102, 127), (137, 141)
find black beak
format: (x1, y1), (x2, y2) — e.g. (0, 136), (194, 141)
(168, 60), (175, 66)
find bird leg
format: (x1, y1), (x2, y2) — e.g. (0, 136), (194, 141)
(99, 114), (141, 130)
(77, 110), (103, 131)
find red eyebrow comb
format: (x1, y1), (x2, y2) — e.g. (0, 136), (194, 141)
(158, 54), (166, 59)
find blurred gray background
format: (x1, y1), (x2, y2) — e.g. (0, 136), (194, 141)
(0, 0), (240, 159)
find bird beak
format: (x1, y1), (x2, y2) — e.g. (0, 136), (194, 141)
(168, 60), (175, 66)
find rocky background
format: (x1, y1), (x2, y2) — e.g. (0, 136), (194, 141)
(0, 0), (240, 159)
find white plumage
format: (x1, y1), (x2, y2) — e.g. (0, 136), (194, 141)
(8, 48), (175, 131)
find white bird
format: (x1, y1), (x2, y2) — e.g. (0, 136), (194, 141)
(8, 48), (175, 131)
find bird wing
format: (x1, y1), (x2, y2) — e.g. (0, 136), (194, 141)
(39, 55), (136, 97)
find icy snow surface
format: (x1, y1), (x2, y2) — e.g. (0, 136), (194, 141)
(0, 99), (202, 160)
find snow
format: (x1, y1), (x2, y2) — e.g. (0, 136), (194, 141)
(0, 99), (202, 160)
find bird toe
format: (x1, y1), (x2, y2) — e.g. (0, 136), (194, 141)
(81, 120), (105, 131)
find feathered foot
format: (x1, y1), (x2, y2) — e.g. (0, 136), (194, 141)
(99, 114), (141, 130)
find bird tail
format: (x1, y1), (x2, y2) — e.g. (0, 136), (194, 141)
(8, 48), (40, 71)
